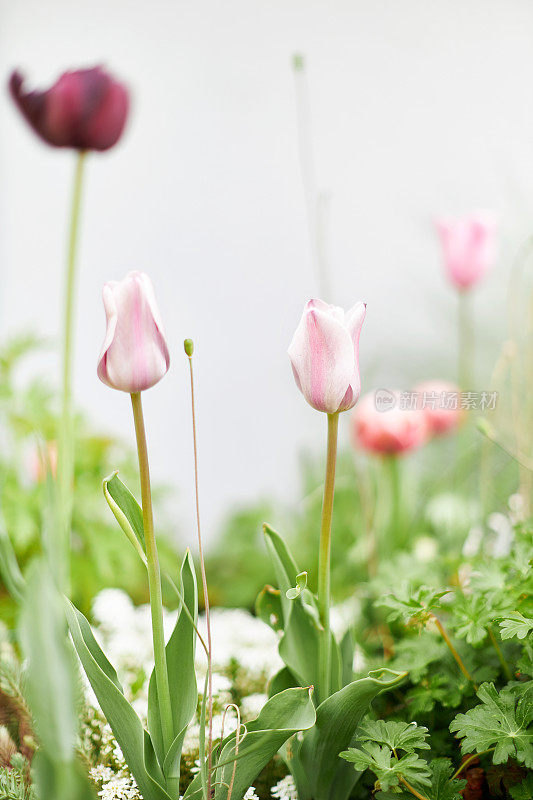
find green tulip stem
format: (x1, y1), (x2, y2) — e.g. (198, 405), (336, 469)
(130, 392), (174, 754)
(386, 453), (402, 549)
(318, 411), (339, 702)
(458, 289), (472, 390)
(57, 149), (86, 592)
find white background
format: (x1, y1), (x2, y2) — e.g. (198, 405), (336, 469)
(1, 0), (532, 543)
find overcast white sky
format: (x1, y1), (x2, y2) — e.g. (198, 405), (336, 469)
(1, 0), (532, 544)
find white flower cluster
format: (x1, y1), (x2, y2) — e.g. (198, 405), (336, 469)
(271, 775), (299, 800)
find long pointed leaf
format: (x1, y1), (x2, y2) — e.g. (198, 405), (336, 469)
(148, 550), (198, 783)
(103, 472), (146, 563)
(183, 687), (316, 800)
(297, 668), (407, 800)
(0, 523), (25, 602)
(65, 599), (171, 800)
(263, 525), (341, 702)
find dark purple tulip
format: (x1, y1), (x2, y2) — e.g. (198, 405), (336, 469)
(9, 66), (129, 152)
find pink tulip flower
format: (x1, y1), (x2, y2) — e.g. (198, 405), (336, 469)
(288, 299), (366, 413)
(97, 272), (170, 393)
(9, 66), (129, 151)
(351, 392), (429, 455)
(435, 212), (497, 290)
(414, 380), (463, 436)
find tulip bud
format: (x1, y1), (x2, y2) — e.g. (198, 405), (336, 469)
(435, 212), (497, 290)
(288, 299), (366, 414)
(351, 392), (429, 455)
(9, 66), (129, 151)
(97, 272), (170, 393)
(414, 380), (463, 436)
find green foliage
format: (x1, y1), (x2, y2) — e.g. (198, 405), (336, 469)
(427, 759), (466, 800)
(500, 612), (533, 641)
(356, 718), (430, 753)
(510, 773), (533, 799)
(0, 335), (177, 621)
(341, 742), (431, 791)
(0, 755), (35, 800)
(340, 715), (432, 793)
(450, 682), (533, 767)
(376, 586), (450, 628)
(19, 562), (96, 800)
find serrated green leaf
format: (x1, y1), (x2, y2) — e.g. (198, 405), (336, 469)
(357, 718), (430, 753)
(452, 595), (493, 644)
(500, 612), (533, 641)
(340, 742), (431, 791)
(428, 758), (466, 800)
(376, 585), (450, 628)
(450, 682), (533, 767)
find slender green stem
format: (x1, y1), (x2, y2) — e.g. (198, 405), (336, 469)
(432, 614), (477, 689)
(488, 626), (512, 681)
(186, 350), (213, 799)
(130, 393), (174, 754)
(317, 412), (339, 702)
(452, 749), (495, 779)
(399, 776), (430, 800)
(385, 454), (402, 549)
(56, 150), (86, 592)
(458, 289), (472, 390)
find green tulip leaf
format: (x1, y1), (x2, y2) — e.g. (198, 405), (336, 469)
(103, 471), (146, 564)
(263, 524), (341, 703)
(255, 584), (283, 632)
(295, 668), (408, 800)
(65, 598), (171, 800)
(20, 563), (78, 763)
(286, 571), (308, 600)
(183, 686), (316, 800)
(148, 550), (198, 784)
(0, 522), (25, 603)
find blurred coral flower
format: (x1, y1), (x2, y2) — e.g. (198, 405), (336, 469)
(351, 392), (429, 455)
(288, 299), (366, 413)
(414, 380), (463, 436)
(9, 66), (129, 151)
(97, 272), (170, 393)
(435, 212), (497, 290)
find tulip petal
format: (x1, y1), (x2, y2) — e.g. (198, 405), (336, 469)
(288, 305), (354, 413)
(97, 272), (170, 393)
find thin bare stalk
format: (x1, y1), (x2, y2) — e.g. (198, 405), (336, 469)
(185, 340), (213, 798)
(398, 776), (430, 800)
(488, 626), (512, 681)
(431, 614), (477, 689)
(220, 704), (242, 800)
(452, 749), (495, 779)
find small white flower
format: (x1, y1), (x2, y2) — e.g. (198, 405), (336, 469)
(244, 788), (259, 800)
(271, 774), (299, 799)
